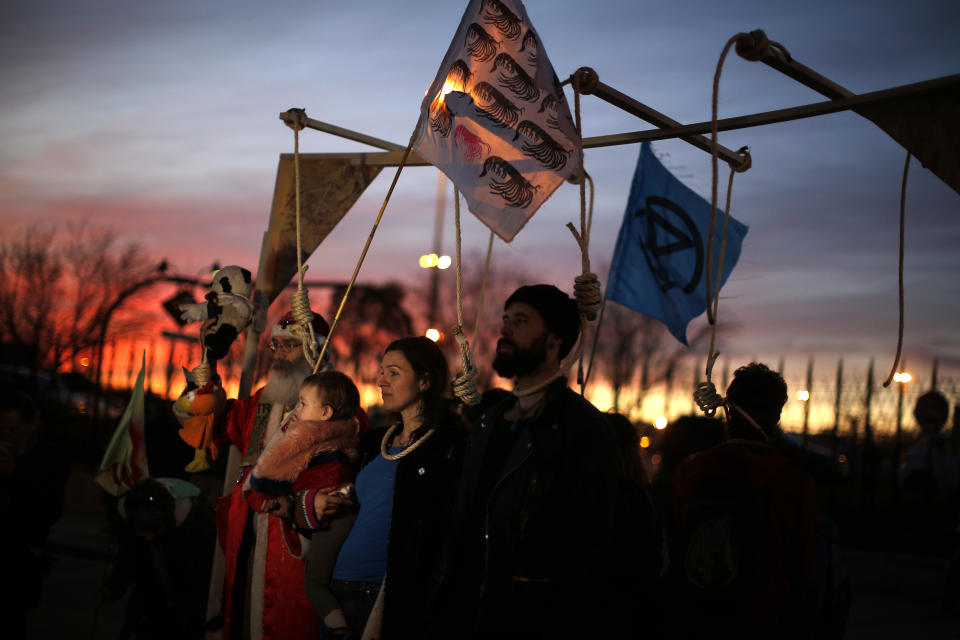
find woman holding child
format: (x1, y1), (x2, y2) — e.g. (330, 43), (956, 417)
(324, 336), (467, 639)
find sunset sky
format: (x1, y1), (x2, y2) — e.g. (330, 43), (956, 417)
(3, 0), (960, 390)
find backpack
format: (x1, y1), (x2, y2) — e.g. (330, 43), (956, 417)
(680, 483), (770, 602)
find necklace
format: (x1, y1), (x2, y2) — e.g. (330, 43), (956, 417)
(380, 423), (436, 461)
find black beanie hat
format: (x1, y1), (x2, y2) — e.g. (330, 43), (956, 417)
(505, 284), (580, 358)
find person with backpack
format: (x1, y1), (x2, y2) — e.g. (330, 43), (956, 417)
(669, 363), (818, 640)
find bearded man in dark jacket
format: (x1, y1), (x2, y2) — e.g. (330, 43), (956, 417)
(434, 284), (619, 639)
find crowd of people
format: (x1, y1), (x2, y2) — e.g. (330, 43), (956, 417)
(7, 281), (959, 638)
(155, 282), (837, 639)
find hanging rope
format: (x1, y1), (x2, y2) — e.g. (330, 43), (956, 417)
(281, 109), (321, 370)
(568, 71), (602, 322)
(313, 129), (419, 374)
(193, 324), (214, 387)
(582, 297), (607, 388)
(512, 69), (598, 400)
(882, 151), (910, 387)
(698, 34), (753, 416)
(706, 35), (741, 326)
(451, 186), (481, 406)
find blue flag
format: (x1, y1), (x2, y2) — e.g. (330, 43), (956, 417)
(606, 143), (748, 345)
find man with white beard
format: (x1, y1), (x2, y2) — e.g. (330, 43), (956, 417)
(202, 311), (332, 640)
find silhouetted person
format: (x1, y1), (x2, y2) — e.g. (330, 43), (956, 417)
(902, 390), (957, 495)
(606, 413), (660, 633)
(98, 477), (216, 640)
(0, 388), (70, 640)
(669, 363), (819, 640)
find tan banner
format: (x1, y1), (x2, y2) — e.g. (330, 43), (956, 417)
(258, 155), (382, 305)
(856, 83), (960, 197)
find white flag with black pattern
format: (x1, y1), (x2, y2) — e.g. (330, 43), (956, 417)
(413, 0), (582, 242)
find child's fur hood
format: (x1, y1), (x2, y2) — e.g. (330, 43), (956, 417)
(251, 417), (359, 488)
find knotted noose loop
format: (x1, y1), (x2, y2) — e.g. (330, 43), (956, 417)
(290, 287), (320, 368)
(452, 326), (480, 406)
(451, 186), (481, 406)
(192, 361), (215, 388)
(694, 380), (724, 416)
(573, 272), (602, 320)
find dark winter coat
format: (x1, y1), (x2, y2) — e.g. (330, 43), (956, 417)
(435, 378), (618, 638)
(357, 418), (466, 638)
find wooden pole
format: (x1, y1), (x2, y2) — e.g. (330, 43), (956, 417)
(691, 359), (700, 414)
(164, 338), (176, 399)
(580, 74), (960, 150)
(570, 67), (749, 169)
(802, 358), (813, 448)
(861, 358), (876, 508)
(830, 359), (843, 510)
(894, 360), (907, 500)
(427, 172), (446, 329)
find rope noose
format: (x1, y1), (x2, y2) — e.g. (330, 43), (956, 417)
(193, 325), (215, 388)
(568, 70), (602, 323)
(192, 362), (214, 388)
(698, 35), (754, 417)
(281, 109), (321, 371)
(451, 186), (480, 406)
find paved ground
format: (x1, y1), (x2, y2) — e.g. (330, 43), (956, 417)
(21, 464), (960, 638)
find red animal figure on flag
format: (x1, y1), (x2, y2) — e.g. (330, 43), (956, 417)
(455, 125), (492, 161)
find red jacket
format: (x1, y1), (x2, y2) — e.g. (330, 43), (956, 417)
(216, 388), (321, 640)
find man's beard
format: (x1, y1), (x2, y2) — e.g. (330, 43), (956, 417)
(263, 357), (311, 406)
(492, 332), (548, 379)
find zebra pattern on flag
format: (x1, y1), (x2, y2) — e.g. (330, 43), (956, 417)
(413, 0), (581, 242)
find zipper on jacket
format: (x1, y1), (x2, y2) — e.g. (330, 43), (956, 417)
(480, 444), (533, 597)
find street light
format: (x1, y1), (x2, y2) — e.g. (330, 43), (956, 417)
(654, 416), (668, 430)
(797, 389), (810, 402)
(425, 328), (441, 342)
(419, 253), (451, 270)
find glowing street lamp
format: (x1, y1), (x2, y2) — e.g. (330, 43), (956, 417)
(419, 253), (438, 268)
(425, 328), (441, 342)
(797, 389), (810, 402)
(654, 416), (668, 430)
(892, 372), (912, 383)
(436, 255), (452, 270)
